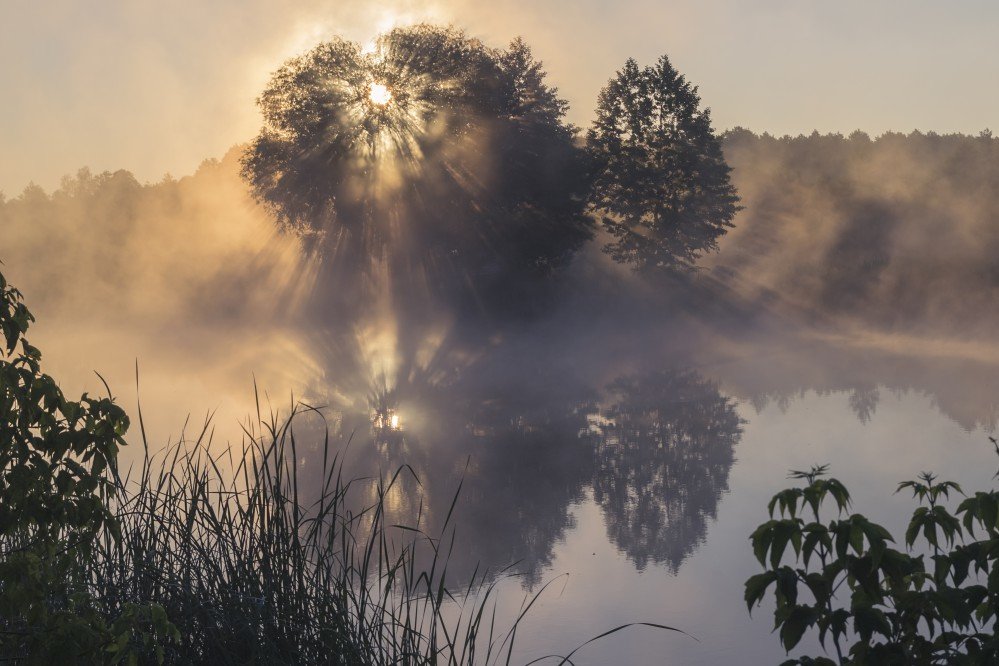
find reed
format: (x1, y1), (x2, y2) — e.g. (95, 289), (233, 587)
(87, 393), (533, 665)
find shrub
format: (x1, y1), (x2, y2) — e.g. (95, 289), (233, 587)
(746, 458), (999, 664)
(0, 269), (177, 663)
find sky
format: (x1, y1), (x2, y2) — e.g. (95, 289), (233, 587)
(1, 0), (997, 194)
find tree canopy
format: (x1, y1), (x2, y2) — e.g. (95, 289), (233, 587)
(244, 29), (749, 295)
(241, 26), (592, 297)
(588, 56), (741, 273)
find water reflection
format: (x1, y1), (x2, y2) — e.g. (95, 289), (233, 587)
(706, 331), (999, 432)
(291, 352), (742, 587)
(589, 370), (743, 572)
(280, 286), (999, 593)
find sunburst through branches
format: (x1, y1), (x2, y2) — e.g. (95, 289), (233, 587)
(242, 25), (593, 402)
(242, 25), (591, 292)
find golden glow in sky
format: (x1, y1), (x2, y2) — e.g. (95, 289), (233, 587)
(369, 82), (392, 106)
(4, 1), (999, 194)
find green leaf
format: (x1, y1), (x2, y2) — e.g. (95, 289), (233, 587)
(907, 507), (928, 547)
(745, 571), (777, 613)
(779, 605), (818, 651)
(751, 521), (775, 567)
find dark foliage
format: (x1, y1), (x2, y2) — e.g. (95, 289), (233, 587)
(747, 457), (999, 664)
(241, 26), (592, 303)
(0, 269), (177, 663)
(588, 56), (741, 273)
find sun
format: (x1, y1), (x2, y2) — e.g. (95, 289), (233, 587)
(369, 82), (392, 106)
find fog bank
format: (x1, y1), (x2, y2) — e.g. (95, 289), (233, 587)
(712, 129), (999, 337)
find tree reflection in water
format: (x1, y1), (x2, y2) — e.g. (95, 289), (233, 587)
(588, 370), (744, 572)
(291, 363), (743, 587)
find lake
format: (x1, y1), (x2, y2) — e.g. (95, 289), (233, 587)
(27, 282), (998, 664)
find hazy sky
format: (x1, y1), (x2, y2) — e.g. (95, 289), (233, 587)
(2, 0), (997, 194)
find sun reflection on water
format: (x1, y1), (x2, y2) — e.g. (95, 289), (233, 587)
(372, 408), (402, 431)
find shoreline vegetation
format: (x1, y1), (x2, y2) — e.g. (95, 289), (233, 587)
(0, 268), (683, 664)
(0, 266), (507, 664)
(747, 459), (999, 664)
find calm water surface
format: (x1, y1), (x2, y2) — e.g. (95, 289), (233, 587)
(295, 326), (999, 665)
(31, 304), (999, 665)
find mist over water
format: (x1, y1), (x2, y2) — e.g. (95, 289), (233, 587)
(0, 150), (319, 449)
(711, 129), (999, 338)
(4, 127), (999, 663)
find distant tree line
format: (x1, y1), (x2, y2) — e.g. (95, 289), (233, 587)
(711, 128), (999, 334)
(0, 154), (304, 327)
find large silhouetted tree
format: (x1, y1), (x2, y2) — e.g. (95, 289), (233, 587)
(241, 26), (591, 301)
(588, 56), (740, 273)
